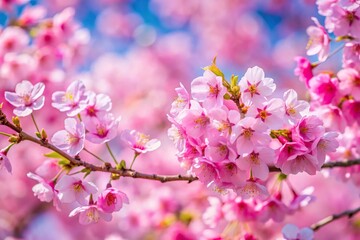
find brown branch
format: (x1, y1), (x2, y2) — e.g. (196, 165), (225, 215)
(269, 160), (360, 173)
(0, 110), (198, 183)
(1, 108), (360, 184)
(311, 206), (360, 231)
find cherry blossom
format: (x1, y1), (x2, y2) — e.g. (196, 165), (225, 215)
(97, 187), (129, 213)
(52, 80), (88, 116)
(55, 175), (98, 205)
(121, 129), (161, 154)
(51, 118), (85, 156)
(4, 80), (45, 117)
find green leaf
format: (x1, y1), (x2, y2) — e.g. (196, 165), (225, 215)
(44, 151), (70, 166)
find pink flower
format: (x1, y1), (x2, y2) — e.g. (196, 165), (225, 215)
(315, 131), (339, 165)
(343, 42), (360, 69)
(239, 66), (276, 104)
(306, 17), (330, 61)
(177, 100), (210, 138)
(121, 129), (161, 154)
(276, 141), (320, 175)
(204, 138), (237, 163)
(17, 5), (47, 27)
(325, 4), (360, 39)
(97, 187), (129, 213)
(281, 153), (319, 175)
(0, 26), (29, 55)
(51, 118), (85, 156)
(5, 80), (45, 117)
(192, 158), (219, 186)
(82, 91), (112, 118)
(256, 195), (289, 222)
(282, 224), (314, 240)
(337, 68), (360, 100)
(237, 148), (275, 181)
(84, 112), (120, 144)
(283, 89), (310, 123)
(235, 180), (269, 200)
(294, 116), (325, 143)
(294, 57), (313, 87)
(52, 80), (88, 116)
(69, 204), (112, 225)
(191, 70), (226, 109)
(55, 175), (98, 205)
(246, 98), (285, 129)
(308, 73), (338, 104)
(342, 99), (360, 125)
(230, 117), (270, 155)
(0, 148), (11, 173)
(27, 172), (61, 210)
(170, 83), (190, 116)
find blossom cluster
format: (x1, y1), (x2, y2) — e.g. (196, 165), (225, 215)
(3, 78), (161, 224)
(296, 0), (360, 186)
(168, 64), (338, 198)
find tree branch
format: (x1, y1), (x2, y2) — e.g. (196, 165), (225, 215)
(0, 109), (198, 183)
(1, 109), (360, 184)
(311, 206), (360, 231)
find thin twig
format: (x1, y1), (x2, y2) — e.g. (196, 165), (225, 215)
(0, 109), (197, 183)
(311, 206), (360, 231)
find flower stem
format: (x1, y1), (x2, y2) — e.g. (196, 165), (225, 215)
(31, 113), (40, 133)
(130, 152), (140, 170)
(312, 44), (345, 67)
(106, 142), (118, 165)
(0, 131), (13, 137)
(83, 148), (106, 163)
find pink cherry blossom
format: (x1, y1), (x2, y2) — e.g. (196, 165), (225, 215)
(325, 4), (360, 39)
(237, 148), (275, 180)
(308, 73), (338, 104)
(55, 175), (98, 205)
(281, 153), (319, 175)
(170, 83), (190, 116)
(0, 26), (29, 55)
(27, 172), (61, 210)
(191, 70), (226, 109)
(97, 187), (129, 213)
(235, 180), (269, 200)
(84, 112), (120, 144)
(337, 68), (360, 100)
(192, 158), (219, 186)
(283, 89), (310, 123)
(282, 224), (314, 240)
(256, 195), (289, 222)
(342, 99), (360, 125)
(239, 66), (276, 104)
(82, 91), (112, 119)
(343, 42), (360, 69)
(306, 17), (330, 61)
(69, 204), (112, 225)
(177, 100), (210, 138)
(315, 131), (339, 165)
(294, 57), (313, 87)
(0, 148), (11, 173)
(294, 116), (325, 143)
(5, 80), (45, 117)
(204, 137), (237, 163)
(52, 80), (88, 116)
(230, 117), (270, 155)
(17, 5), (47, 27)
(51, 118), (85, 156)
(121, 129), (161, 154)
(246, 98), (285, 129)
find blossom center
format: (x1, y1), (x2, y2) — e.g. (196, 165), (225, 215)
(209, 84), (220, 97)
(250, 152), (260, 165)
(86, 208), (100, 222)
(106, 193), (117, 206)
(73, 181), (84, 192)
(241, 127), (254, 139)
